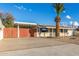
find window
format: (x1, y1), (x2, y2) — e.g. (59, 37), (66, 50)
(64, 29), (68, 33)
(53, 29), (56, 32)
(60, 29), (68, 33)
(40, 28), (48, 32)
(60, 29), (63, 32)
(50, 28), (52, 32)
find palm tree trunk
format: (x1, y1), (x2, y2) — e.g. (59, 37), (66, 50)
(56, 21), (60, 37)
(55, 16), (61, 37)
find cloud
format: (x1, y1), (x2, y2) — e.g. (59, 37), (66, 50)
(29, 8), (32, 12)
(70, 21), (73, 25)
(14, 5), (26, 10)
(20, 5), (27, 10)
(14, 5), (32, 12)
(73, 21), (79, 26)
(17, 7), (22, 10)
(23, 8), (26, 10)
(14, 5), (22, 10)
(14, 5), (18, 8)
(63, 11), (66, 13)
(70, 21), (79, 26)
(20, 5), (24, 8)
(66, 15), (71, 19)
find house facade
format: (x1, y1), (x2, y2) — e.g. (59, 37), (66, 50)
(36, 25), (73, 37)
(0, 20), (74, 40)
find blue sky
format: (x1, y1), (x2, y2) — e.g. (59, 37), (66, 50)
(0, 3), (79, 26)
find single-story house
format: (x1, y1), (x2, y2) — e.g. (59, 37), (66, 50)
(36, 25), (74, 37)
(0, 18), (74, 40)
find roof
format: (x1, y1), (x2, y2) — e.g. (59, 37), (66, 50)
(14, 21), (37, 25)
(38, 25), (73, 29)
(14, 21), (73, 29)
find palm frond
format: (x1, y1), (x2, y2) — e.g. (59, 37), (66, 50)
(53, 3), (64, 16)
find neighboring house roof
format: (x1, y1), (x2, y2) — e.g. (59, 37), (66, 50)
(14, 21), (37, 25)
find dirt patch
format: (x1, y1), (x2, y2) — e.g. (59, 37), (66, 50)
(54, 36), (79, 45)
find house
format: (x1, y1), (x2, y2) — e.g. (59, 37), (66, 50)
(36, 24), (73, 37)
(0, 19), (74, 40)
(75, 27), (79, 36)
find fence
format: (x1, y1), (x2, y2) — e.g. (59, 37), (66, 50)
(3, 28), (36, 38)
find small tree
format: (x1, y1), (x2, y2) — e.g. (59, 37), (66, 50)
(0, 13), (5, 26)
(2, 13), (14, 28)
(0, 13), (3, 19)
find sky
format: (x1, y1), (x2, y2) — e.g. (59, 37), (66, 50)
(0, 3), (79, 26)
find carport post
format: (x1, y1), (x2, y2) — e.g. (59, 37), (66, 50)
(17, 24), (20, 38)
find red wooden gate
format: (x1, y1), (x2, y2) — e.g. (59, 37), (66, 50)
(3, 28), (31, 38)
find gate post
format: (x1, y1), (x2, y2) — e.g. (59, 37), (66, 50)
(17, 24), (20, 38)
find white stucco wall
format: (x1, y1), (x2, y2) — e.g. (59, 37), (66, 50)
(67, 29), (73, 36)
(0, 18), (5, 40)
(0, 28), (4, 40)
(36, 29), (73, 37)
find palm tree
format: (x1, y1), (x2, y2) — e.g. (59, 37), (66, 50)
(53, 3), (64, 37)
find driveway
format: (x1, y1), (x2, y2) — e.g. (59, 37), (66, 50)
(0, 38), (78, 56)
(0, 44), (79, 56)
